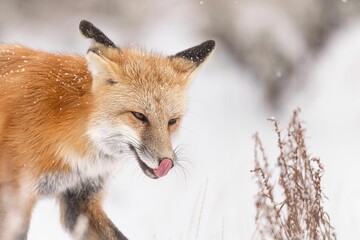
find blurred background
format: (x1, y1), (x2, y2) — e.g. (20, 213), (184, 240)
(1, 0), (360, 239)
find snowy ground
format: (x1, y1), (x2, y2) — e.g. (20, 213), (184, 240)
(1, 2), (360, 239)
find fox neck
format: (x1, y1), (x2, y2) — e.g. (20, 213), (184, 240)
(46, 61), (92, 153)
(46, 57), (125, 178)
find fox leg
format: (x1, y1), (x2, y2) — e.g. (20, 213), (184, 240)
(0, 185), (36, 240)
(0, 150), (35, 240)
(59, 178), (127, 240)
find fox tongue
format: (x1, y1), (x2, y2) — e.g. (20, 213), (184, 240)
(154, 159), (173, 177)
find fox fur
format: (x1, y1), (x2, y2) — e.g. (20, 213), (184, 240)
(0, 20), (215, 239)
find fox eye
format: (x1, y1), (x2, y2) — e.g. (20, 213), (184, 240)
(168, 118), (178, 126)
(106, 79), (117, 85)
(132, 112), (147, 122)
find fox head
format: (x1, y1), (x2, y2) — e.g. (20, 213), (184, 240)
(79, 20), (215, 179)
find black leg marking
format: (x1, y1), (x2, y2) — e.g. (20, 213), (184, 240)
(60, 176), (128, 239)
(60, 176), (104, 231)
(15, 230), (28, 240)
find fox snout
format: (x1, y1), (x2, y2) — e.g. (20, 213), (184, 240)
(154, 158), (174, 177)
(139, 148), (176, 178)
(127, 138), (176, 179)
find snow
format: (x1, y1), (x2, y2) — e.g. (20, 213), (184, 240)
(0, 1), (359, 239)
(288, 22), (360, 238)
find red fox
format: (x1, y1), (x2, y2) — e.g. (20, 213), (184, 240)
(0, 20), (215, 239)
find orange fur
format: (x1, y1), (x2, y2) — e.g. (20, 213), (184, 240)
(0, 45), (90, 177)
(0, 23), (214, 239)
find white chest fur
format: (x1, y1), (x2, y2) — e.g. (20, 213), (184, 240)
(35, 121), (139, 196)
(35, 147), (125, 197)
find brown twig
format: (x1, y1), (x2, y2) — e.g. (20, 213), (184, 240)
(252, 108), (336, 240)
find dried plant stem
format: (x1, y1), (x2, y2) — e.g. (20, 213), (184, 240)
(195, 179), (208, 240)
(252, 108), (336, 240)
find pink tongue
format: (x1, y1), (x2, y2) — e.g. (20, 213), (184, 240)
(154, 159), (173, 177)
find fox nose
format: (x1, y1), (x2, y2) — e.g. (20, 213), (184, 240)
(154, 158), (173, 177)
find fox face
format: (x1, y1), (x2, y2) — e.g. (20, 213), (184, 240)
(80, 21), (215, 178)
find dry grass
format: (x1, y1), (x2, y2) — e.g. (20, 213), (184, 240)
(252, 108), (336, 240)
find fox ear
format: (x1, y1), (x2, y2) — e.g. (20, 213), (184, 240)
(79, 20), (116, 48)
(86, 51), (117, 92)
(80, 20), (119, 91)
(173, 40), (216, 67)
